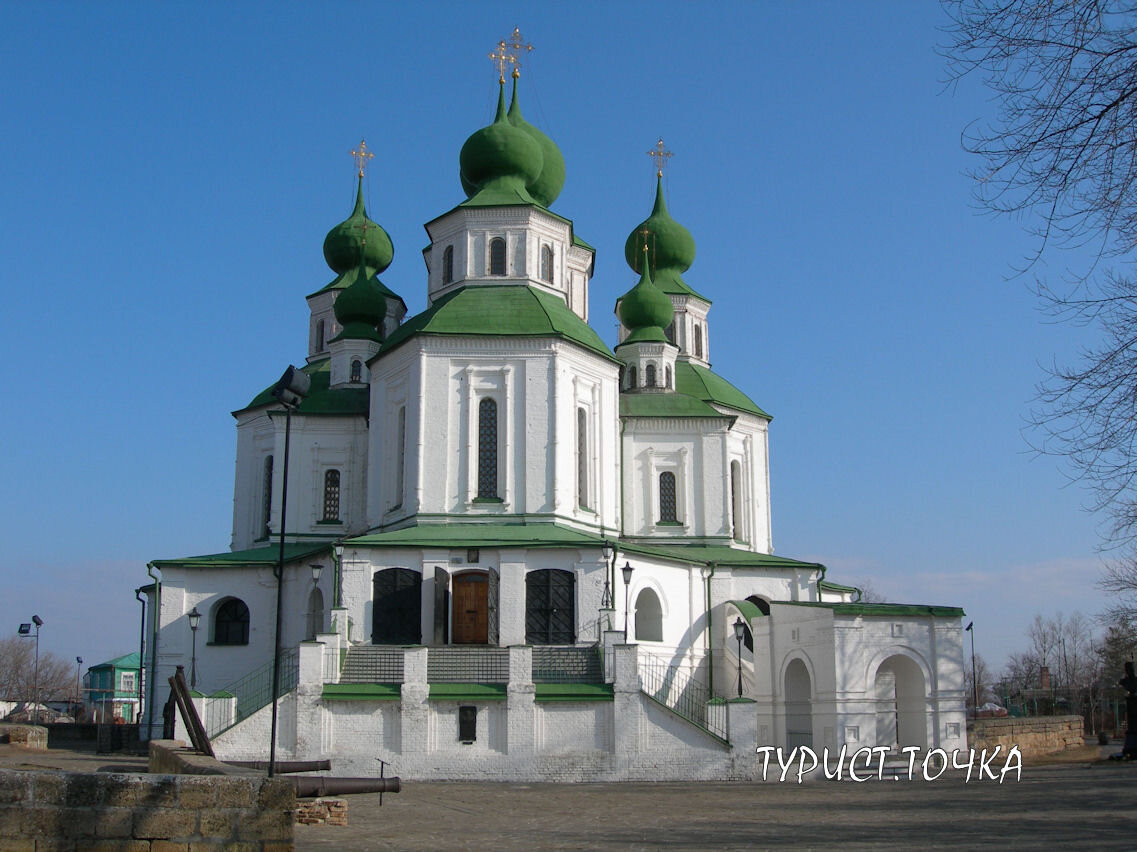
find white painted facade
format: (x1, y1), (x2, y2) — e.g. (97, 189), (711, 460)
(148, 74), (967, 780)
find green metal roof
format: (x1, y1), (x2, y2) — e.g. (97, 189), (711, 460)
(619, 391), (732, 420)
(308, 269), (406, 305)
(774, 601), (966, 618)
(375, 285), (619, 363)
(819, 579), (863, 599)
(727, 599), (767, 620)
(617, 541), (825, 571)
(89, 653), (140, 671)
(676, 361), (770, 419)
(347, 522), (606, 549)
(151, 542), (330, 569)
(234, 358), (369, 418)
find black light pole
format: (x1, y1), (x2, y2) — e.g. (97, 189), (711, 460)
(621, 562), (634, 641)
(733, 617), (745, 698)
(31, 616), (43, 723)
(966, 621), (977, 713)
(268, 365), (310, 779)
(74, 657), (83, 717)
(188, 608), (201, 689)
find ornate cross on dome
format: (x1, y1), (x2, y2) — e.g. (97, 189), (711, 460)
(489, 40), (510, 83)
(648, 138), (673, 177)
(352, 218), (371, 252)
(506, 27), (533, 77)
(351, 139), (374, 178)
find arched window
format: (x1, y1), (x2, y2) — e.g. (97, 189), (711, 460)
(489, 238), (507, 275)
(350, 360), (362, 383)
(731, 460), (743, 541)
(442, 245), (454, 284)
(261, 455), (273, 538)
(628, 366), (637, 390)
(213, 598), (250, 645)
(305, 586), (324, 640)
(665, 365), (672, 389)
(395, 406), (406, 507)
(634, 588), (663, 642)
(316, 319), (325, 352)
(665, 321), (674, 343)
(645, 364), (657, 387)
(477, 398), (498, 499)
(540, 245), (554, 283)
(694, 323), (703, 358)
(659, 472), (678, 523)
(577, 407), (588, 509)
(323, 469), (341, 522)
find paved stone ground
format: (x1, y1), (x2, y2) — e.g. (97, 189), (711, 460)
(294, 762), (1137, 851)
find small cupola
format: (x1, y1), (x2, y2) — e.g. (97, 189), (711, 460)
(615, 244), (679, 393)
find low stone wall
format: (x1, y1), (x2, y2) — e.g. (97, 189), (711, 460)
(0, 725), (46, 751)
(968, 715), (1084, 757)
(0, 745), (294, 850)
(295, 798), (347, 826)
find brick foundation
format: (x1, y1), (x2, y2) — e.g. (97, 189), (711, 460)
(967, 715), (1084, 757)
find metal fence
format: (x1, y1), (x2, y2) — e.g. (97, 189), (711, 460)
(427, 647), (510, 683)
(340, 647), (405, 683)
(637, 652), (727, 741)
(532, 646), (603, 683)
(204, 647), (299, 738)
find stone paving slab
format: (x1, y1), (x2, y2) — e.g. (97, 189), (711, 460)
(294, 764), (1137, 851)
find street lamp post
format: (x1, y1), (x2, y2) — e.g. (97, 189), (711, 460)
(966, 621), (977, 714)
(74, 657), (83, 718)
(268, 365), (310, 779)
(187, 608), (201, 689)
(621, 562), (634, 642)
(30, 616), (42, 723)
(733, 617), (746, 698)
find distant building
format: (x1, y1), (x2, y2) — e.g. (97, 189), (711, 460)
(85, 653), (141, 723)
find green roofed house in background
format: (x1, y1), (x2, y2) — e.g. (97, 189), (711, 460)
(84, 653), (141, 724)
(144, 37), (968, 782)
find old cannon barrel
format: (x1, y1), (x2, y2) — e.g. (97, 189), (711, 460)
(291, 776), (401, 797)
(224, 760), (332, 773)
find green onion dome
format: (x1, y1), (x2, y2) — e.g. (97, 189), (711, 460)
(323, 177), (394, 276)
(624, 175), (696, 277)
(618, 248), (674, 344)
(332, 259), (387, 342)
(459, 81), (543, 200)
(506, 75), (565, 207)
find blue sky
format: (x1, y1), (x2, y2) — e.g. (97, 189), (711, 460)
(0, 2), (1110, 676)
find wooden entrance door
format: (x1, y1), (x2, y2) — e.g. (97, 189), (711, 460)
(452, 573), (489, 644)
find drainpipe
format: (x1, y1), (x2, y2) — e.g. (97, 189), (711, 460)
(145, 562), (161, 740)
(134, 586), (146, 726)
(617, 415), (627, 597)
(704, 562), (717, 695)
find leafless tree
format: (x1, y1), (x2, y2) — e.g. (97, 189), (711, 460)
(942, 3), (1137, 610)
(852, 579), (886, 603)
(0, 637), (77, 710)
(963, 652), (996, 708)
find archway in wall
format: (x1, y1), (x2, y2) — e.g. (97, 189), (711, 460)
(634, 588), (663, 641)
(372, 568), (422, 644)
(875, 655), (927, 750)
(784, 658), (813, 749)
(305, 587), (324, 640)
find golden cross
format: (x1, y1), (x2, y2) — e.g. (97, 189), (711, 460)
(638, 226), (653, 270)
(506, 27), (533, 77)
(351, 139), (374, 178)
(352, 218), (371, 250)
(489, 40), (510, 83)
(647, 138), (673, 177)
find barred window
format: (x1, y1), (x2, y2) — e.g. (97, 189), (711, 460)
(665, 321), (674, 343)
(645, 364), (657, 387)
(261, 455), (273, 538)
(694, 323), (703, 358)
(659, 472), (678, 523)
(316, 319), (325, 351)
(541, 245), (554, 283)
(395, 406), (406, 506)
(731, 460), (743, 541)
(213, 598), (250, 646)
(350, 360), (362, 383)
(628, 366), (637, 390)
(323, 469), (341, 521)
(666, 365), (672, 389)
(478, 398), (498, 499)
(442, 245), (454, 284)
(577, 407), (588, 509)
(489, 238), (507, 275)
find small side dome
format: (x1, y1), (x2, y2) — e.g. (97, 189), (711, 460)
(459, 82), (543, 197)
(624, 175), (696, 274)
(618, 251), (674, 343)
(323, 177), (394, 276)
(507, 76), (565, 207)
(332, 260), (387, 342)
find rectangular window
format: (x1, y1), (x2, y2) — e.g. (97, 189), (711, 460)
(477, 398), (498, 499)
(120, 672), (136, 693)
(658, 471), (678, 523)
(261, 455), (273, 538)
(323, 469), (341, 521)
(577, 407), (589, 509)
(395, 406), (406, 508)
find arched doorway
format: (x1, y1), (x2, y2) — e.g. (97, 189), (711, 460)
(875, 655), (927, 750)
(305, 587), (324, 640)
(784, 658), (813, 749)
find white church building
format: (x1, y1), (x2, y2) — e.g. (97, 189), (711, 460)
(144, 61), (968, 781)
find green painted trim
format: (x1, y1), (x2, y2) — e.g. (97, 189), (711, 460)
(210, 690), (236, 699)
(819, 579), (860, 593)
(322, 683), (402, 701)
(472, 497), (504, 504)
(727, 599), (766, 620)
(151, 543), (330, 569)
(534, 683), (614, 702)
(657, 520), (683, 527)
(707, 697), (727, 705)
(774, 601), (966, 618)
(428, 683), (508, 701)
(727, 697), (756, 704)
(316, 519), (344, 526)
